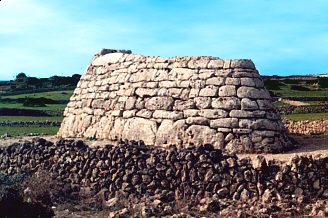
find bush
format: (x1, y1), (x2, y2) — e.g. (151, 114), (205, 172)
(0, 173), (54, 217)
(23, 170), (59, 206)
(318, 77), (328, 88)
(264, 80), (282, 90)
(290, 85), (310, 91)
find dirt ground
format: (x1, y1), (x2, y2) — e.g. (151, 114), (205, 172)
(1, 134), (327, 163)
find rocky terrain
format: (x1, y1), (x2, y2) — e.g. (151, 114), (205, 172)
(284, 119), (328, 135)
(0, 138), (327, 217)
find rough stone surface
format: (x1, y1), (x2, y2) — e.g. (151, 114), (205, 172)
(58, 49), (292, 153)
(0, 138), (327, 217)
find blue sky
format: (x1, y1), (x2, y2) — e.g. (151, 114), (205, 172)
(1, 0), (328, 80)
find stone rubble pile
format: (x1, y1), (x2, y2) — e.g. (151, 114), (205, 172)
(58, 49), (292, 153)
(284, 119), (328, 135)
(0, 138), (327, 211)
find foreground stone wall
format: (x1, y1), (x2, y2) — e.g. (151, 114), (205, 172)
(58, 49), (291, 153)
(0, 139), (327, 204)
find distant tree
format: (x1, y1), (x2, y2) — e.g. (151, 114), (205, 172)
(26, 77), (42, 88)
(318, 77), (328, 88)
(72, 74), (81, 79)
(15, 72), (27, 81)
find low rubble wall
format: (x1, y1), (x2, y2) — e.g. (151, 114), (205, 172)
(0, 139), (327, 203)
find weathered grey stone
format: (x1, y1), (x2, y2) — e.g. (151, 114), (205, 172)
(237, 87), (271, 99)
(206, 77), (224, 86)
(135, 88), (158, 97)
(189, 88), (200, 98)
(229, 110), (266, 118)
(257, 100), (275, 110)
(136, 109), (153, 118)
(186, 125), (224, 148)
(198, 109), (228, 119)
(207, 59), (224, 69)
(170, 68), (195, 80)
(183, 109), (199, 118)
(125, 97), (136, 110)
(210, 118), (239, 128)
(122, 118), (157, 145)
(225, 135), (253, 152)
(239, 119), (278, 130)
(219, 85), (236, 97)
(212, 97), (240, 110)
(241, 98), (258, 110)
(145, 97), (174, 110)
(225, 77), (240, 85)
(199, 86), (219, 97)
(153, 110), (183, 120)
(174, 100), (195, 110)
(194, 97), (211, 109)
(159, 81), (176, 88)
(92, 53), (124, 66)
(186, 117), (209, 125)
(123, 110), (136, 118)
(230, 59), (256, 69)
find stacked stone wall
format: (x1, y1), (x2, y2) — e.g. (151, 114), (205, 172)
(58, 50), (291, 153)
(0, 139), (327, 204)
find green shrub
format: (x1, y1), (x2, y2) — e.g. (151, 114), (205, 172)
(264, 80), (282, 90)
(290, 85), (310, 91)
(318, 77), (328, 88)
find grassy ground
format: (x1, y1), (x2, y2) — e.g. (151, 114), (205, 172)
(0, 90), (70, 136)
(0, 116), (63, 122)
(274, 87), (328, 98)
(282, 113), (328, 121)
(0, 126), (59, 136)
(3, 90), (74, 101)
(0, 103), (66, 111)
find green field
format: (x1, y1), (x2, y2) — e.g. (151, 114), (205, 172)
(282, 112), (328, 121)
(0, 126), (60, 136)
(0, 116), (63, 122)
(3, 90), (74, 101)
(274, 87), (328, 98)
(0, 103), (66, 111)
(0, 90), (70, 136)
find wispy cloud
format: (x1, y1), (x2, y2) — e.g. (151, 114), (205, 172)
(0, 0), (328, 79)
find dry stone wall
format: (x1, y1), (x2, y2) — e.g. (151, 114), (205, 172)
(1, 139), (327, 206)
(58, 49), (292, 153)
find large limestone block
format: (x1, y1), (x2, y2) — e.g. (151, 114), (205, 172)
(155, 120), (188, 146)
(219, 85), (236, 97)
(229, 110), (266, 118)
(145, 97), (174, 110)
(237, 87), (271, 99)
(92, 53), (124, 66)
(199, 86), (219, 97)
(194, 97), (211, 109)
(210, 118), (239, 128)
(241, 98), (258, 110)
(198, 109), (228, 119)
(186, 125), (224, 148)
(230, 59), (255, 69)
(169, 68), (195, 80)
(211, 97), (240, 110)
(122, 118), (157, 145)
(153, 110), (183, 120)
(239, 119), (278, 130)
